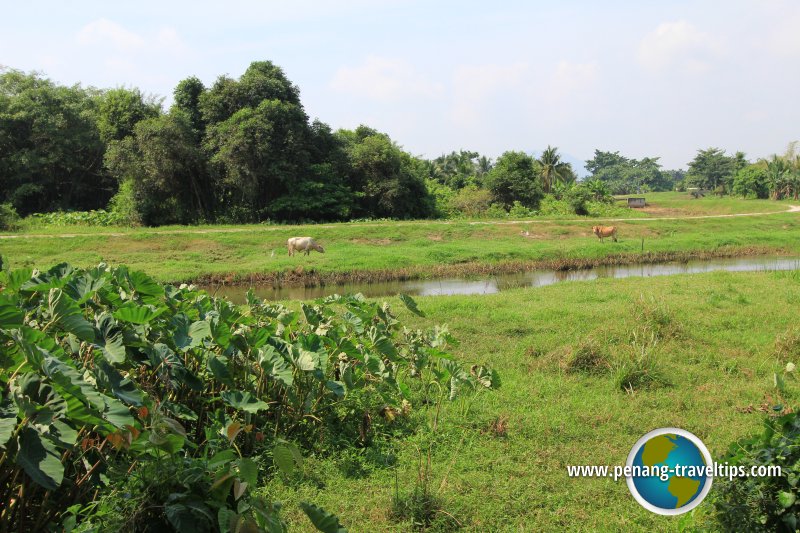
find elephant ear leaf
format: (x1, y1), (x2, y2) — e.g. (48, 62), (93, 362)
(399, 294), (425, 317)
(220, 391), (269, 413)
(48, 289), (95, 342)
(16, 427), (64, 491)
(0, 400), (16, 448)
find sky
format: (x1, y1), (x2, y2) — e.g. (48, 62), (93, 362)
(2, 0), (799, 172)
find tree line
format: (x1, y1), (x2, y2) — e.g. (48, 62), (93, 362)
(1, 61), (797, 227)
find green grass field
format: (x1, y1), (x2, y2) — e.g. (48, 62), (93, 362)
(259, 270), (800, 531)
(3, 193), (799, 284)
(4, 193), (800, 530)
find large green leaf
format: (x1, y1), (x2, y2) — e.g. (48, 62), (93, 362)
(20, 264), (71, 293)
(290, 347), (318, 371)
(399, 293), (426, 317)
(172, 315), (211, 350)
(207, 355), (233, 386)
(259, 347), (293, 387)
(220, 391), (269, 413)
(42, 354), (134, 428)
(127, 270), (165, 303)
(94, 312), (126, 363)
(3, 267), (33, 292)
(0, 400), (17, 449)
(238, 457), (258, 486)
(65, 272), (107, 304)
(95, 360), (144, 406)
(299, 502), (347, 533)
(16, 427), (64, 491)
(273, 441), (303, 476)
(0, 301), (24, 329)
(113, 302), (165, 324)
(48, 288), (95, 342)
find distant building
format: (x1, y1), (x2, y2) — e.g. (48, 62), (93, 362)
(627, 197), (646, 208)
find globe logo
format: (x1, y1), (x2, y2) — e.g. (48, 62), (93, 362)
(626, 428), (713, 515)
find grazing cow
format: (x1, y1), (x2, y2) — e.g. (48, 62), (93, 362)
(287, 237), (325, 256)
(592, 226), (618, 242)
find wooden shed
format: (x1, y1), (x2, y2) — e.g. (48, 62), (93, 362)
(627, 197), (646, 208)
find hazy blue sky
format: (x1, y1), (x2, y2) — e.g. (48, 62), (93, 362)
(2, 1), (798, 171)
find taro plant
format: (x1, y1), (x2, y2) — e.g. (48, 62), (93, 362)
(0, 262), (497, 531)
(714, 411), (800, 532)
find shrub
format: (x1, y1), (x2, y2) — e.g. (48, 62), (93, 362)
(566, 338), (610, 374)
(508, 201), (536, 218)
(108, 180), (142, 226)
(733, 165), (769, 199)
(27, 209), (125, 227)
(714, 412), (800, 532)
(448, 185), (493, 218)
(632, 294), (682, 340)
(565, 185), (592, 215)
(613, 330), (670, 392)
(0, 263), (498, 530)
(776, 327), (800, 362)
(0, 203), (20, 231)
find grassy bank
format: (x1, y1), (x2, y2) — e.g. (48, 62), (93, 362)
(2, 194), (799, 284)
(260, 270), (800, 531)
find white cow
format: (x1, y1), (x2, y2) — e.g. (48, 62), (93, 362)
(287, 237), (325, 256)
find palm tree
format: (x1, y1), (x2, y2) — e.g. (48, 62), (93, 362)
(766, 156), (790, 200)
(536, 146), (575, 193)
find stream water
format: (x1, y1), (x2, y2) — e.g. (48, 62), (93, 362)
(199, 256), (800, 303)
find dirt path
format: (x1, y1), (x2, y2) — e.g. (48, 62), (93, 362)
(2, 205), (799, 240)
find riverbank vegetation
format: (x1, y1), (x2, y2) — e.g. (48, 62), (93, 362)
(2, 64), (798, 230)
(2, 192), (797, 285)
(0, 263), (497, 531)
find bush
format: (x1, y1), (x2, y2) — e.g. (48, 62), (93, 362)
(613, 330), (670, 392)
(714, 412), (800, 532)
(448, 185), (493, 218)
(0, 203), (20, 230)
(425, 178), (456, 218)
(566, 338), (609, 374)
(0, 263), (498, 530)
(565, 185), (592, 215)
(776, 327), (800, 362)
(108, 180), (142, 226)
(733, 165), (769, 199)
(508, 201), (536, 218)
(27, 209), (125, 227)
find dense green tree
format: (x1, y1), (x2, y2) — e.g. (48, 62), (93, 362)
(732, 164), (769, 198)
(485, 151), (543, 209)
(105, 112), (210, 225)
(584, 150), (629, 175)
(199, 61), (300, 126)
(536, 146), (575, 193)
(172, 76), (207, 140)
(0, 70), (111, 214)
(97, 87), (161, 143)
(205, 99), (312, 218)
(685, 148), (736, 191)
(340, 127), (434, 219)
(585, 149), (674, 194)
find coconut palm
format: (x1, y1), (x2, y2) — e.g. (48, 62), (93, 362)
(537, 146), (575, 193)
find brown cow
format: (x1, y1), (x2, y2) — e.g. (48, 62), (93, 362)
(592, 226), (618, 242)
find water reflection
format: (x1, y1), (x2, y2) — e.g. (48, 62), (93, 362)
(201, 256), (800, 303)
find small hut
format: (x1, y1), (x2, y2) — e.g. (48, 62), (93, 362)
(627, 197), (646, 208)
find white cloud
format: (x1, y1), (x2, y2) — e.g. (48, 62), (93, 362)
(77, 18), (145, 50)
(330, 56), (443, 101)
(547, 61), (599, 99)
(450, 63), (529, 126)
(638, 21), (722, 74)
